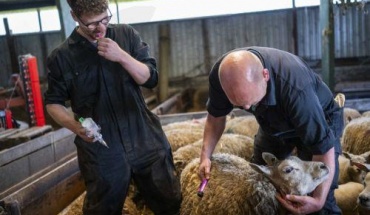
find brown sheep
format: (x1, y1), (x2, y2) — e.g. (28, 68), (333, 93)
(342, 117), (370, 155)
(180, 153), (329, 215)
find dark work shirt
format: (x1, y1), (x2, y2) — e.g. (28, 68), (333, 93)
(207, 46), (343, 155)
(44, 24), (170, 167)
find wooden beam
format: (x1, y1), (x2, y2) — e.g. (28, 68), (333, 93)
(158, 24), (170, 103)
(320, 0), (335, 91)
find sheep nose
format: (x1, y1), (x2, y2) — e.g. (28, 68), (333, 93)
(359, 195), (370, 204)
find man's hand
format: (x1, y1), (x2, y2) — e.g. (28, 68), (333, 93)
(198, 157), (212, 180)
(75, 126), (95, 143)
(276, 193), (322, 215)
(97, 38), (125, 62)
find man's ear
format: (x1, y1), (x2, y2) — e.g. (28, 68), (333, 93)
(70, 10), (78, 22)
(262, 68), (269, 81)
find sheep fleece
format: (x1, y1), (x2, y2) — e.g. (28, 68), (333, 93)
(180, 153), (278, 215)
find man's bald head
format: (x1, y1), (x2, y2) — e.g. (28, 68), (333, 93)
(219, 50), (263, 85)
(218, 50), (267, 109)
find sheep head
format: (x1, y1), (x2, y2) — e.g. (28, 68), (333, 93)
(358, 172), (370, 214)
(343, 151), (370, 183)
(250, 152), (330, 196)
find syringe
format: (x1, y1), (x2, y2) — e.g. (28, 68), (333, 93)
(79, 117), (109, 148)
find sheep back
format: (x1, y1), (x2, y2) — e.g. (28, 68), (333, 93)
(180, 153), (279, 215)
(342, 117), (370, 154)
(224, 115), (259, 138)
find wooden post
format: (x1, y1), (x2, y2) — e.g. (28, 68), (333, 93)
(56, 0), (76, 40)
(292, 0), (298, 55)
(3, 18), (18, 75)
(158, 24), (170, 103)
(201, 19), (212, 74)
(320, 0), (335, 91)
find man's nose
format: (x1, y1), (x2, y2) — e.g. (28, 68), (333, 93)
(243, 104), (251, 110)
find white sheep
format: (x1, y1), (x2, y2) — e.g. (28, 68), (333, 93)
(342, 117), (370, 155)
(362, 110), (370, 118)
(180, 153), (329, 215)
(162, 119), (205, 132)
(173, 133), (254, 176)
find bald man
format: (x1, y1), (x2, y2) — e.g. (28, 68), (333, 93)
(199, 46), (343, 215)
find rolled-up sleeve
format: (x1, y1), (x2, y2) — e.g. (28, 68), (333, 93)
(129, 28), (158, 89)
(44, 52), (69, 106)
(206, 60), (233, 117)
(286, 87), (335, 155)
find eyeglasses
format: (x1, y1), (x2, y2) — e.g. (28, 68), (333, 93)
(76, 8), (112, 30)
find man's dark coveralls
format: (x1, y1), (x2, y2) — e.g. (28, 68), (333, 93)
(44, 24), (181, 215)
(207, 46), (344, 215)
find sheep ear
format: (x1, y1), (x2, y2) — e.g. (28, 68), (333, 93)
(262, 152), (279, 166)
(250, 163), (272, 177)
(360, 151), (370, 163)
(352, 161), (370, 172)
(342, 151), (352, 160)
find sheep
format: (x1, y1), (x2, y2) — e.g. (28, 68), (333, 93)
(162, 118), (205, 132)
(338, 151), (370, 184)
(343, 107), (362, 126)
(59, 182), (154, 215)
(224, 115), (259, 139)
(173, 133), (254, 176)
(362, 110), (370, 118)
(335, 162), (370, 215)
(165, 128), (204, 152)
(334, 93), (345, 108)
(341, 117), (370, 155)
(358, 172), (370, 215)
(180, 152), (329, 215)
(334, 182), (364, 215)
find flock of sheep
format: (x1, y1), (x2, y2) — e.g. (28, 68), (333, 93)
(60, 105), (370, 215)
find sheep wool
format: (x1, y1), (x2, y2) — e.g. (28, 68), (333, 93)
(224, 115), (259, 139)
(180, 153), (279, 215)
(165, 128), (204, 152)
(343, 107), (362, 126)
(334, 182), (364, 215)
(180, 153), (329, 215)
(173, 133), (254, 175)
(342, 117), (370, 155)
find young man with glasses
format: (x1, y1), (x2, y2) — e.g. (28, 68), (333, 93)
(198, 47), (344, 215)
(44, 0), (181, 214)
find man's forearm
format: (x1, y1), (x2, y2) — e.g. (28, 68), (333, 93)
(46, 104), (80, 133)
(311, 147), (336, 207)
(200, 114), (226, 160)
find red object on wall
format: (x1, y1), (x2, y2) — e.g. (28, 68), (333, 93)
(5, 109), (13, 129)
(18, 54), (45, 127)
